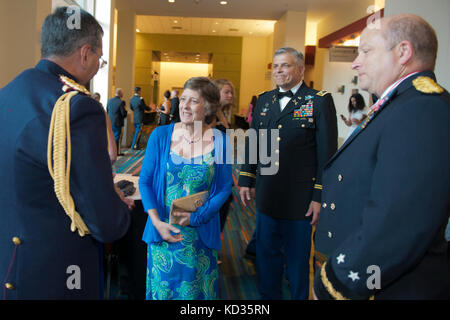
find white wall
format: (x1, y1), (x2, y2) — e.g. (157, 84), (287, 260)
(385, 0), (450, 89)
(321, 51), (371, 140)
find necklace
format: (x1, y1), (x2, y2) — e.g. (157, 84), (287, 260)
(183, 135), (201, 144)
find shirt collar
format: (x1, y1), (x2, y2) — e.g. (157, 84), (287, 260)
(279, 80), (303, 95)
(35, 59), (78, 82)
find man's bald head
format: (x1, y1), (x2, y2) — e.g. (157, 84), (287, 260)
(115, 88), (123, 98)
(380, 14), (438, 70)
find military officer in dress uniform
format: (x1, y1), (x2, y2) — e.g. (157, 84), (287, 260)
(130, 86), (151, 150)
(313, 14), (450, 299)
(107, 88), (127, 155)
(238, 47), (338, 300)
(0, 7), (130, 299)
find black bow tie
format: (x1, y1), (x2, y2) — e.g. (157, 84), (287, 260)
(277, 90), (294, 99)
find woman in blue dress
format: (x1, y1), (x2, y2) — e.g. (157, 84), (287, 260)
(139, 77), (232, 300)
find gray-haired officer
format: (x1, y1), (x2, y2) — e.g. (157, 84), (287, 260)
(0, 7), (130, 299)
(314, 14), (450, 299)
(238, 47), (338, 300)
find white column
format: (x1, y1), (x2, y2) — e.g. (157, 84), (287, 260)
(273, 11), (307, 55)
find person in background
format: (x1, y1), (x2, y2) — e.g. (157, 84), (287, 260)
(212, 79), (235, 239)
(139, 77), (232, 300)
(340, 93), (367, 141)
(170, 89), (180, 123)
(213, 79), (234, 132)
(0, 7), (130, 299)
(107, 88), (127, 155)
(246, 95), (257, 126)
(157, 90), (171, 126)
(93, 92), (117, 164)
(313, 14), (450, 300)
(130, 86), (151, 150)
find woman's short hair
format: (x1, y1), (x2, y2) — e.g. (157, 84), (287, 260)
(348, 93), (366, 113)
(183, 77), (220, 124)
(163, 90), (171, 99)
(40, 6), (103, 58)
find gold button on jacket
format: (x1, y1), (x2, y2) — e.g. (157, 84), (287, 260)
(5, 283), (15, 290)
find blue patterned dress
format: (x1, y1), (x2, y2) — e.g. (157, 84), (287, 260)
(147, 150), (218, 300)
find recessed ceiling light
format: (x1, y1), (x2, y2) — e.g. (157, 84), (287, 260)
(220, 1), (228, 5)
(196, 54), (200, 57)
(215, 22), (219, 25)
(212, 30), (216, 33)
(174, 20), (178, 23)
(136, 29), (140, 32)
(168, 0), (175, 3)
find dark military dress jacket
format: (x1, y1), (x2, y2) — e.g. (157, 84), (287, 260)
(314, 71), (450, 299)
(107, 96), (127, 127)
(0, 60), (130, 299)
(238, 82), (338, 220)
(130, 94), (150, 124)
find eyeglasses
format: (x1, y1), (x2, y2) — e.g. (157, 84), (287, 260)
(99, 57), (107, 69)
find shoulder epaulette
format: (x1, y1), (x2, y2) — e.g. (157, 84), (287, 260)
(412, 76), (444, 94)
(316, 90), (329, 96)
(59, 75), (90, 95)
(258, 90), (270, 97)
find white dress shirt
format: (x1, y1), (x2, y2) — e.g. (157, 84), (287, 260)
(279, 81), (303, 112)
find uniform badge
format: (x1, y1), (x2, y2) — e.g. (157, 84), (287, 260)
(272, 94), (277, 104)
(59, 75), (90, 95)
(316, 90), (329, 96)
(305, 95), (314, 100)
(412, 76), (444, 94)
(261, 104), (269, 116)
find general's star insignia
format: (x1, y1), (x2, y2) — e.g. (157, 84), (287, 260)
(348, 271), (360, 282)
(336, 254), (346, 264)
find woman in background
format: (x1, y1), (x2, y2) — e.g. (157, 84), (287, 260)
(340, 93), (367, 141)
(212, 79), (236, 238)
(213, 79), (235, 132)
(139, 77), (232, 300)
(157, 89), (171, 126)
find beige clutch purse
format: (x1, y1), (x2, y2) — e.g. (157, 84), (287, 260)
(169, 191), (209, 225)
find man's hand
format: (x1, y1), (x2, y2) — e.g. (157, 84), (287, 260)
(305, 200), (321, 226)
(313, 287), (319, 300)
(239, 187), (256, 206)
(122, 197), (135, 211)
(113, 183), (135, 210)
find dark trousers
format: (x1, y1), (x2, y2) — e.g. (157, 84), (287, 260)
(256, 211), (312, 300)
(131, 123), (142, 149)
(246, 230), (257, 254)
(112, 125), (123, 154)
(114, 201), (148, 299)
(220, 194), (233, 232)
